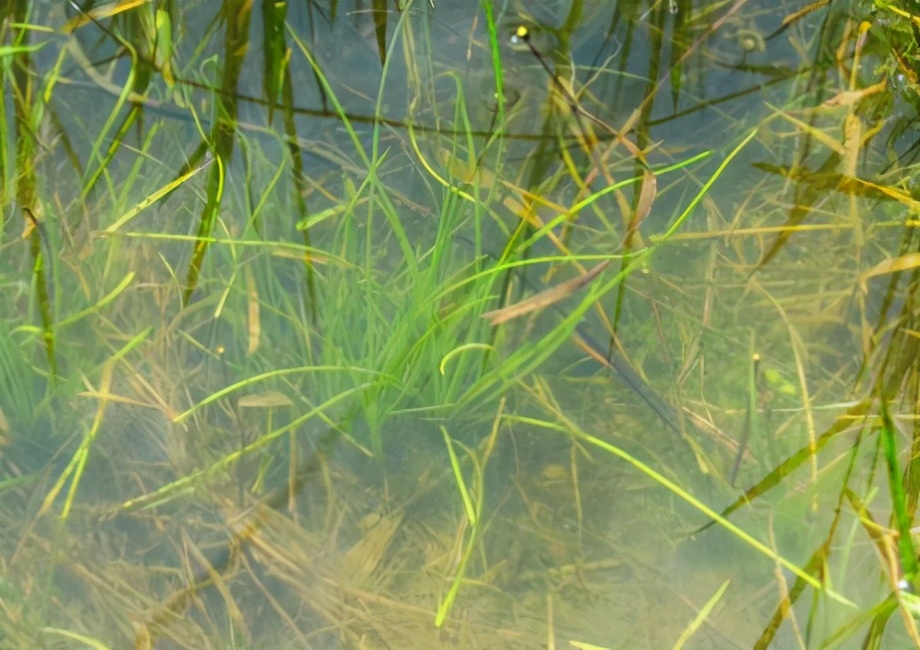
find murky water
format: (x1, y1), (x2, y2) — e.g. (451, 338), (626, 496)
(2, 0), (918, 648)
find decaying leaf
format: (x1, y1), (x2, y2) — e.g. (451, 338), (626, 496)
(822, 80), (886, 108)
(860, 253), (920, 293)
(482, 260), (610, 326)
(246, 265), (260, 355)
(238, 391), (294, 408)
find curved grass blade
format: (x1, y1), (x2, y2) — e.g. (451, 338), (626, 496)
(38, 628), (110, 650)
(514, 415), (856, 607)
(56, 272), (135, 330)
(172, 365), (391, 424)
(121, 383), (373, 512)
(434, 403), (502, 628)
(440, 425), (476, 525)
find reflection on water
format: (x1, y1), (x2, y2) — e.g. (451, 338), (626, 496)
(2, 0), (919, 647)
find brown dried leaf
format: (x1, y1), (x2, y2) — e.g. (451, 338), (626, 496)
(483, 260), (610, 326)
(842, 113), (861, 178)
(627, 169), (657, 247)
(246, 265), (260, 355)
(860, 253), (920, 293)
(0, 407), (8, 444)
(822, 80), (886, 107)
(774, 109), (845, 155)
(837, 177), (920, 213)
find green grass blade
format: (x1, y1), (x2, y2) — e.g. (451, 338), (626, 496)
(122, 383), (374, 512)
(371, 0), (388, 66)
(440, 425), (476, 525)
(512, 415), (856, 608)
(697, 398), (874, 534)
(672, 579), (731, 650)
(879, 397), (919, 588)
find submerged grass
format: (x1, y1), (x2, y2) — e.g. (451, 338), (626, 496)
(3, 0), (920, 648)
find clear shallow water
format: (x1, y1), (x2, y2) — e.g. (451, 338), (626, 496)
(1, 1), (917, 648)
